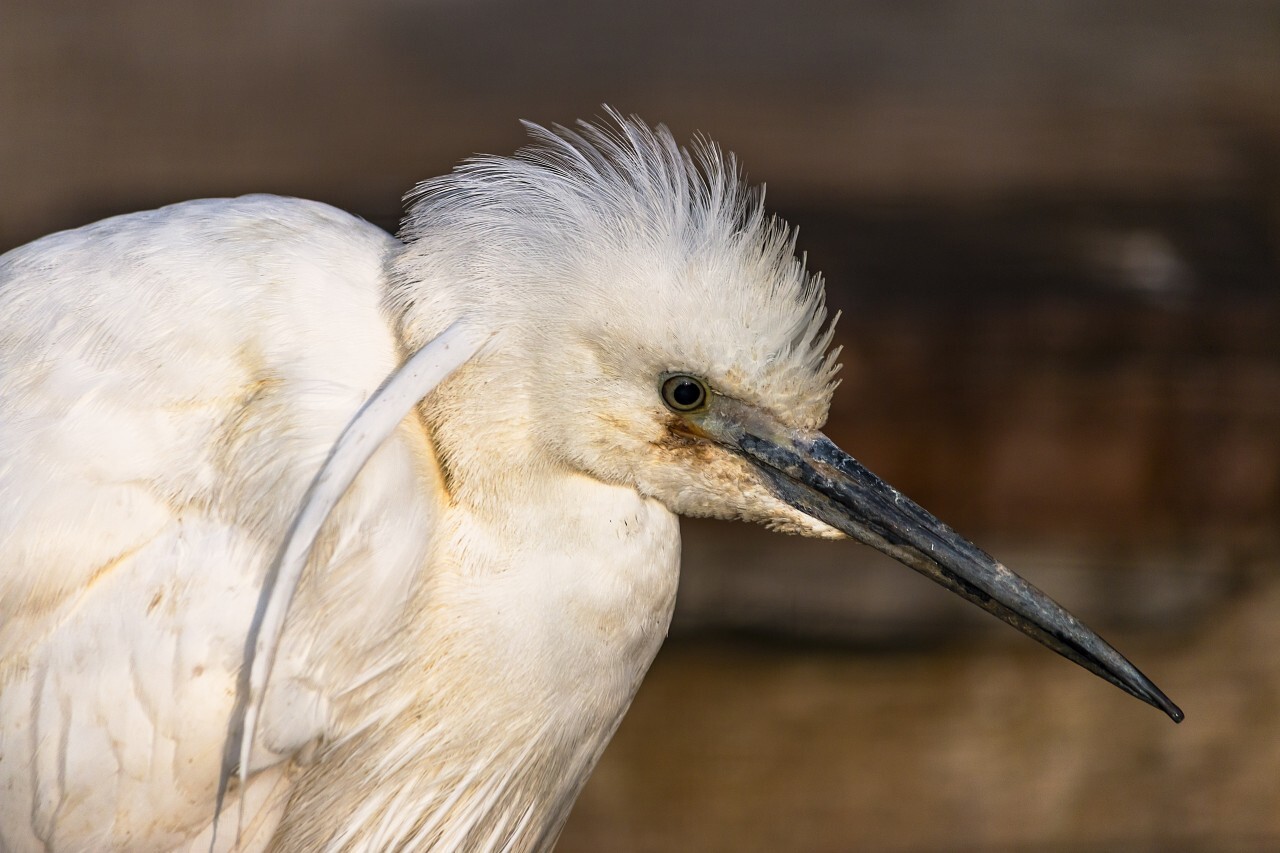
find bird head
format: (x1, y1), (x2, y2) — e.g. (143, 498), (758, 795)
(388, 110), (1182, 723)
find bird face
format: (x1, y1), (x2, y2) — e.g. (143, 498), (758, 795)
(517, 276), (845, 539)
(538, 361), (844, 538)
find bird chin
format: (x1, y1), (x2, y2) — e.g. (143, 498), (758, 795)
(756, 501), (846, 539)
(762, 512), (844, 537)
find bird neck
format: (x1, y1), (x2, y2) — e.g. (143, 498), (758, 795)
(272, 358), (682, 849)
(275, 474), (681, 850)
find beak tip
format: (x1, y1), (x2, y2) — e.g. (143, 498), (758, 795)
(1137, 679), (1183, 723)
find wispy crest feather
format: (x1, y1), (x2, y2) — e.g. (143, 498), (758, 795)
(397, 108), (840, 426)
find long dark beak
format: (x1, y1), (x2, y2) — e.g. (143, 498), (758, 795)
(708, 407), (1183, 722)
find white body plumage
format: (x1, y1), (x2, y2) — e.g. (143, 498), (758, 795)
(0, 114), (1180, 851)
(0, 191), (695, 850)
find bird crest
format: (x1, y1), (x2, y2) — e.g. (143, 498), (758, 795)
(397, 108), (842, 430)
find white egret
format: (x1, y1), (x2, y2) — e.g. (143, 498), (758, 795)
(0, 112), (1181, 852)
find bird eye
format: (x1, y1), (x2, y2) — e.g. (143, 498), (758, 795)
(661, 374), (708, 412)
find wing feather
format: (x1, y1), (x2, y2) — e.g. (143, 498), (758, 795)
(0, 196), (450, 851)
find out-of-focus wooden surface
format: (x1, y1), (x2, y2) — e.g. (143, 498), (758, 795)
(3, 2), (1278, 849)
(4, 1), (1279, 247)
(562, 577), (1277, 851)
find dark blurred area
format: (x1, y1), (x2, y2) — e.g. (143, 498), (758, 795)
(4, 2), (1279, 850)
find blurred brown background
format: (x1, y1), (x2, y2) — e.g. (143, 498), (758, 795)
(4, 2), (1279, 850)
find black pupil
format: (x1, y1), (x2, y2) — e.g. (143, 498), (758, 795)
(671, 380), (702, 408)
